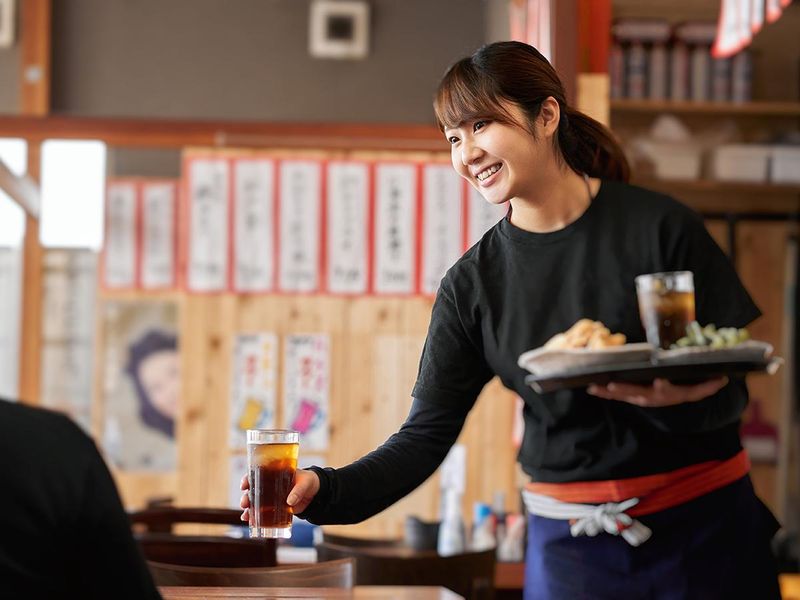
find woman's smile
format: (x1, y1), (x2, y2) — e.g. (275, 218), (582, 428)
(475, 162), (503, 186)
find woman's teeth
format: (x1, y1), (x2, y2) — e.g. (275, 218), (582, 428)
(477, 163), (502, 181)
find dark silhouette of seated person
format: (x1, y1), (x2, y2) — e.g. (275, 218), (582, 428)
(0, 398), (162, 599)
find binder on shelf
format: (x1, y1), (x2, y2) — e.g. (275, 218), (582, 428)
(609, 42), (625, 99)
(670, 42), (690, 102)
(731, 50), (753, 103)
(674, 22), (719, 103)
(612, 19), (671, 101)
(711, 57), (732, 103)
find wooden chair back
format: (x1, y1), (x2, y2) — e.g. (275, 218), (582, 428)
(129, 506), (244, 534)
(315, 542), (495, 600)
(321, 530), (403, 548)
(147, 557), (355, 588)
(136, 533), (276, 568)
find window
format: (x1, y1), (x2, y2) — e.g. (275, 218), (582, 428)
(0, 138), (27, 247)
(40, 140), (107, 249)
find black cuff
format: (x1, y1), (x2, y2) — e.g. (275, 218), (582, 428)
(295, 465), (333, 524)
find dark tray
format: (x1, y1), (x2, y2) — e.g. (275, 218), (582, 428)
(524, 359), (777, 394)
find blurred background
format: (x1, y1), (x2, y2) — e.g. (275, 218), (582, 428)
(0, 0), (799, 593)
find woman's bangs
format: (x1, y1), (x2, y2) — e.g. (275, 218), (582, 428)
(434, 62), (507, 131)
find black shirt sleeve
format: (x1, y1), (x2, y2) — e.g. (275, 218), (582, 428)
(411, 277), (495, 407)
(297, 396), (472, 525)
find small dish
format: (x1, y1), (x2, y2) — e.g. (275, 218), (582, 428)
(517, 343), (655, 377)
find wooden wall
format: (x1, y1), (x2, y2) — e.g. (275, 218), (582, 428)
(177, 295), (520, 536)
(101, 212), (796, 533)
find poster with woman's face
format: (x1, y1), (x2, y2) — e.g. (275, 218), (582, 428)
(102, 301), (179, 471)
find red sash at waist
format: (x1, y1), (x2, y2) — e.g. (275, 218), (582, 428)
(525, 450), (750, 517)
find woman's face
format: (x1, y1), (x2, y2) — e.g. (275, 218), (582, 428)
(444, 101), (552, 205)
(138, 350), (180, 420)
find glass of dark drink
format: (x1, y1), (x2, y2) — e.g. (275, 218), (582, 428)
(247, 429), (299, 539)
(635, 271), (696, 350)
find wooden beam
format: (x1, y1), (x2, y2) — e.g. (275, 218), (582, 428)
(19, 0), (51, 116)
(0, 158), (40, 218)
(552, 0), (578, 105)
(18, 143), (43, 405)
(577, 0), (611, 73)
(17, 1), (50, 404)
(0, 115), (446, 152)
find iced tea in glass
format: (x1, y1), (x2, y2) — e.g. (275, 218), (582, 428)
(635, 271), (696, 350)
(247, 429), (299, 539)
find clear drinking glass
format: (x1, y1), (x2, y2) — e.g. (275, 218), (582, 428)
(635, 271), (696, 350)
(247, 429), (299, 539)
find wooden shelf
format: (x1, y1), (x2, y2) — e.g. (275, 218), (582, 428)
(634, 178), (800, 195)
(611, 99), (800, 117)
(632, 178), (800, 215)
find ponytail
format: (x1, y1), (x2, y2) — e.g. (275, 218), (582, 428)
(557, 107), (630, 182)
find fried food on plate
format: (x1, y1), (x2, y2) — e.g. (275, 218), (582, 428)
(544, 320), (627, 350)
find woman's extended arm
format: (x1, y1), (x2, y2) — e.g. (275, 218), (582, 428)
(298, 396), (472, 524)
(241, 396), (474, 525)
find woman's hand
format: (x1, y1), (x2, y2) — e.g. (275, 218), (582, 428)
(587, 377), (728, 408)
(239, 469), (321, 522)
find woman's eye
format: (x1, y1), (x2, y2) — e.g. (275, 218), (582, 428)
(447, 136), (459, 145)
(474, 120), (488, 132)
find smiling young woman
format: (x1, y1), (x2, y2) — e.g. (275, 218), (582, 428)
(242, 41), (780, 600)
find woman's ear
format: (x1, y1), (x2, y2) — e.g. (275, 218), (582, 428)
(538, 96), (561, 139)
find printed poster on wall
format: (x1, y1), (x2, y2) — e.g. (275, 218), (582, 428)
(373, 163), (417, 294)
(278, 160), (322, 293)
(141, 181), (177, 289)
(467, 187), (508, 248)
(283, 334), (330, 451)
(104, 181), (137, 289)
(187, 158), (230, 292)
(421, 165), (464, 295)
(326, 162), (369, 294)
(234, 159), (276, 292)
(101, 301), (179, 471)
(230, 333), (278, 449)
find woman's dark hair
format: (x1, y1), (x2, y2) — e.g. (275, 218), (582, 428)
(434, 41), (629, 182)
(126, 329), (178, 439)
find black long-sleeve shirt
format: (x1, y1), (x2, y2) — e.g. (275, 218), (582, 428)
(300, 180), (760, 526)
(0, 399), (162, 599)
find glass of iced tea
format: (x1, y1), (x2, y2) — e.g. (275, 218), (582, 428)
(247, 429), (299, 539)
(635, 271), (696, 350)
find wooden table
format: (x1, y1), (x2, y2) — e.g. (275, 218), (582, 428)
(160, 586), (463, 599)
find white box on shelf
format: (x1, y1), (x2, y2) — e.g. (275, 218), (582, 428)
(770, 146), (800, 184)
(647, 142), (703, 180)
(710, 144), (771, 183)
